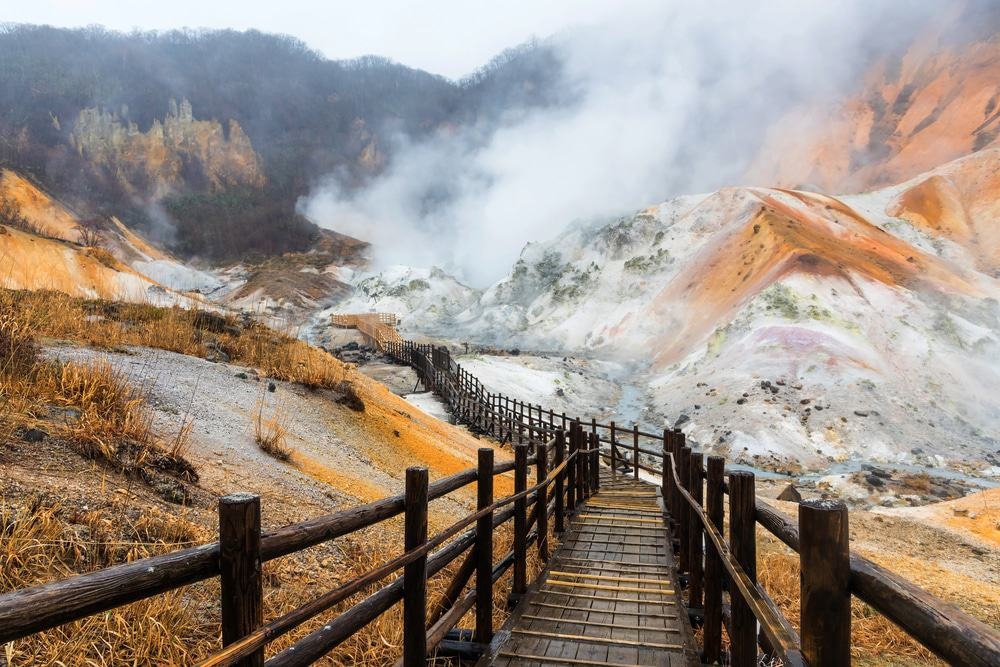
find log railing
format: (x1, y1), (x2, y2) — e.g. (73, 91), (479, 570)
(0, 427), (601, 665)
(4, 320), (998, 666)
(375, 334), (1000, 665)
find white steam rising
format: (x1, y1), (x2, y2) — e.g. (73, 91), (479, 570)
(302, 0), (933, 287)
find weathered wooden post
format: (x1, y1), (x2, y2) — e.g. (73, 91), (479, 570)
(609, 426), (617, 473)
(512, 443), (528, 600)
(590, 432), (600, 492)
(672, 430), (686, 551)
(474, 447), (493, 644)
(729, 471), (757, 667)
(403, 467), (428, 667)
(576, 423), (587, 502)
(800, 499), (851, 667)
(703, 456), (726, 665)
(554, 429), (566, 534)
(566, 422), (578, 514)
(475, 449), (494, 644)
(609, 421), (617, 475)
(633, 424), (640, 480)
(219, 493), (263, 667)
(662, 429), (672, 521)
(678, 446), (692, 572)
(688, 452), (704, 610)
(536, 441), (549, 561)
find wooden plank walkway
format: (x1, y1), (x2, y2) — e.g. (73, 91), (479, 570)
(478, 471), (699, 667)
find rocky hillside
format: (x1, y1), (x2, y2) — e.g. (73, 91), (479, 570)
(70, 99), (264, 198)
(747, 0), (1000, 192)
(343, 147), (1000, 473)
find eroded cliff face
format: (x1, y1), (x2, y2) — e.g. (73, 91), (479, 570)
(747, 3), (1000, 194)
(69, 99), (265, 198)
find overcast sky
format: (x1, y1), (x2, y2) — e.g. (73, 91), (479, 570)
(3, 0), (635, 78)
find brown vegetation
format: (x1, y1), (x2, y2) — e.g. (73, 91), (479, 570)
(757, 543), (942, 666)
(254, 394), (292, 461)
(0, 288), (349, 390)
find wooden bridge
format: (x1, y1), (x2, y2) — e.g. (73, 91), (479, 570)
(0, 315), (998, 666)
(479, 473), (697, 666)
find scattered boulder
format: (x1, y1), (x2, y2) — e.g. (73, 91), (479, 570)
(777, 484), (802, 503)
(22, 428), (47, 443)
(192, 310), (229, 333)
(674, 414), (690, 428)
(268, 382), (277, 393)
(335, 380), (365, 412)
(854, 410), (870, 417)
(737, 398), (747, 405)
(865, 474), (885, 488)
(556, 388), (565, 397)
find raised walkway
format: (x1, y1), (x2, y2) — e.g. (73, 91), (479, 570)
(477, 472), (699, 667)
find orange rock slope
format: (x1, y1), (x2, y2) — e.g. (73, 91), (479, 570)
(747, 2), (1000, 194)
(642, 176), (994, 366)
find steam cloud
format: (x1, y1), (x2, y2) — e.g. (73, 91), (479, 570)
(301, 0), (935, 287)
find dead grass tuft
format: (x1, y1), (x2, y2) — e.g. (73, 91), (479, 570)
(254, 394), (292, 461)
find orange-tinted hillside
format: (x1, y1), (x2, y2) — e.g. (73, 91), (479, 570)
(747, 2), (1000, 193)
(643, 185), (989, 366)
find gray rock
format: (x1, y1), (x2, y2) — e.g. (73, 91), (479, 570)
(865, 474), (885, 487)
(22, 428), (47, 443)
(777, 484), (802, 503)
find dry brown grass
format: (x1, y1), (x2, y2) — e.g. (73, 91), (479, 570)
(0, 288), (349, 390)
(254, 393), (292, 461)
(756, 542), (943, 666)
(0, 301), (196, 485)
(0, 494), (214, 664)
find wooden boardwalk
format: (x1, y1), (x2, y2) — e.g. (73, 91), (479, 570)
(478, 472), (699, 667)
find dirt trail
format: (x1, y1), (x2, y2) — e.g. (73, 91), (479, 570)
(48, 344), (504, 527)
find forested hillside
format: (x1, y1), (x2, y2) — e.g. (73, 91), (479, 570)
(0, 26), (561, 260)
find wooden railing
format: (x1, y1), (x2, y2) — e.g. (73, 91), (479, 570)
(2, 325), (998, 666)
(331, 313), (402, 349)
(0, 429), (601, 665)
(384, 338), (999, 667)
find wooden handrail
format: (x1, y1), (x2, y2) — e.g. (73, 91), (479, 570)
(7, 314), (997, 667)
(667, 454), (807, 667)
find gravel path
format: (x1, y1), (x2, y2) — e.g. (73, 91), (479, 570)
(48, 344), (474, 525)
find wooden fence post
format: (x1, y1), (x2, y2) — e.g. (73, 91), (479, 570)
(536, 442), (549, 562)
(633, 424), (640, 480)
(688, 452), (704, 611)
(703, 456), (725, 665)
(403, 467), (428, 667)
(219, 493), (263, 667)
(475, 449), (494, 644)
(566, 422), (579, 515)
(800, 499), (851, 667)
(678, 447), (691, 573)
(609, 421), (617, 475)
(729, 471), (757, 667)
(554, 430), (566, 534)
(590, 432), (600, 492)
(513, 443), (528, 601)
(576, 423), (587, 503)
(662, 430), (672, 522)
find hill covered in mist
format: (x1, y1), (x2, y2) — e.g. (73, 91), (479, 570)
(0, 25), (562, 260)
